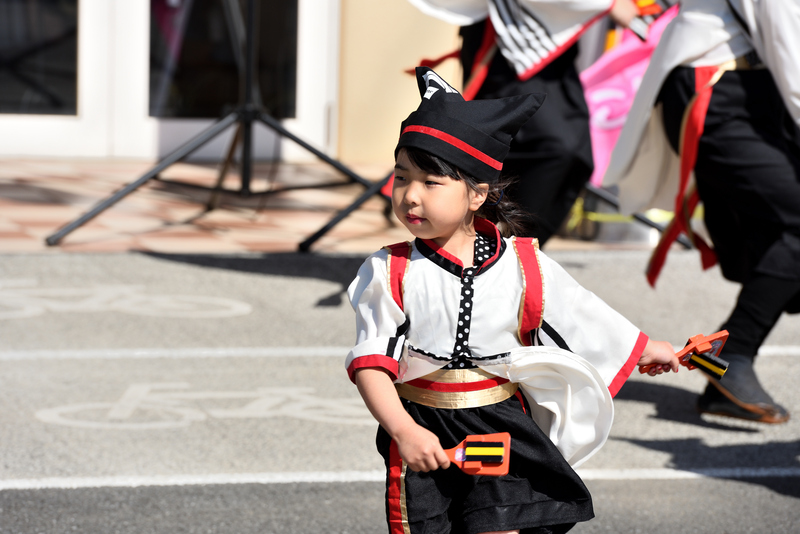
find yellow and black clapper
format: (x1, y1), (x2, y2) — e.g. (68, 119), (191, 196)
(445, 432), (511, 476)
(461, 441), (505, 463)
(688, 349), (729, 380)
(642, 330), (730, 380)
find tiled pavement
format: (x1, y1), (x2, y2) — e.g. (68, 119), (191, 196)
(0, 157), (651, 255)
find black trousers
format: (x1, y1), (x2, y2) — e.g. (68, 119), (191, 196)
(659, 66), (800, 356)
(461, 22), (594, 244)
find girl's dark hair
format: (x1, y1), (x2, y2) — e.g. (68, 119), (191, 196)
(402, 147), (534, 237)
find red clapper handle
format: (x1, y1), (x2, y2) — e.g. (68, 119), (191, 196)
(639, 330), (729, 379)
(444, 432), (511, 476)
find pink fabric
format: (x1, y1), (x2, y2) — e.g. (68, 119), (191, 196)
(580, 6), (678, 186)
(152, 0), (193, 61)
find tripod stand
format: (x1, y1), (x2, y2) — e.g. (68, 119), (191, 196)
(45, 0), (391, 251)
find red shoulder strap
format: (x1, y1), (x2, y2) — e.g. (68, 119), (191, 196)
(383, 242), (412, 311)
(513, 237), (544, 346)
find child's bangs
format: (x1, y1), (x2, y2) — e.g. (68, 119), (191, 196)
(402, 147), (463, 181)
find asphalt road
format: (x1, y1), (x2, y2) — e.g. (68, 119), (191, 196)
(1, 249), (798, 533)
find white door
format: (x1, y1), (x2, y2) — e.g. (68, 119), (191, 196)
(0, 0), (115, 157)
(0, 0), (339, 162)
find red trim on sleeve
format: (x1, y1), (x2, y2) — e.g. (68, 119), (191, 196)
(401, 125), (503, 170)
(608, 331), (649, 397)
(514, 237), (544, 346)
(347, 355), (400, 384)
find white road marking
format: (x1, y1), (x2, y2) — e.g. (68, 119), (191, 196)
(0, 471), (386, 490)
(2, 467), (799, 490)
(756, 346), (800, 357)
(0, 347), (351, 361)
(0, 280), (253, 319)
(577, 467), (800, 480)
(0, 346), (798, 361)
(34, 383), (375, 429)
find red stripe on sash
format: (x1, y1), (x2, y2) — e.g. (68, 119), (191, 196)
(646, 66), (719, 286)
(463, 20), (498, 101)
(514, 389), (527, 414)
(385, 242), (412, 311)
(387, 440), (407, 534)
(514, 237), (544, 345)
(405, 376), (510, 392)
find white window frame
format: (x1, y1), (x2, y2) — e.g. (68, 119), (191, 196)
(0, 0), (340, 162)
(0, 0), (112, 157)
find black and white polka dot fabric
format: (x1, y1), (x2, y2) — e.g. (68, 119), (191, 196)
(445, 234), (496, 370)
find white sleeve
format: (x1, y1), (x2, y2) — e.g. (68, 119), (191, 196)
(538, 251), (648, 396)
(518, 0), (613, 15)
(346, 251), (409, 383)
(751, 0), (800, 128)
(517, 0), (613, 31)
(406, 0), (489, 25)
(406, 0), (613, 28)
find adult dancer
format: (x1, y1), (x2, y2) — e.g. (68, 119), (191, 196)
(407, 0), (640, 244)
(605, 0), (800, 423)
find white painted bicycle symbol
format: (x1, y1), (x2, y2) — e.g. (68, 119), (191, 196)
(35, 383), (375, 429)
(0, 279), (252, 319)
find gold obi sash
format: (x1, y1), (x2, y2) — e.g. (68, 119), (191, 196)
(395, 367), (518, 409)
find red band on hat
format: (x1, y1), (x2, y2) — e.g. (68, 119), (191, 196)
(401, 125), (503, 170)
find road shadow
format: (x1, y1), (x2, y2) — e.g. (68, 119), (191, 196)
(0, 182), (89, 205)
(141, 252), (368, 307)
(614, 381), (800, 499)
(616, 436), (800, 499)
(615, 380), (763, 433)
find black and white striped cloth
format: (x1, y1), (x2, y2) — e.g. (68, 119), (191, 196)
(408, 0), (612, 79)
(489, 0), (558, 77)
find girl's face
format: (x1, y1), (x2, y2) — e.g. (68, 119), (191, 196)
(392, 149), (487, 248)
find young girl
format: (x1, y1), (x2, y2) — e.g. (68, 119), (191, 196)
(347, 67), (679, 534)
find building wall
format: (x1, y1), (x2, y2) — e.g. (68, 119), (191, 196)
(337, 0), (461, 166)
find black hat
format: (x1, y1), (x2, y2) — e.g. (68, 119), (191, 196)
(395, 67), (545, 183)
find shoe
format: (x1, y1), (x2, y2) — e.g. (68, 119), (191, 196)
(697, 354), (790, 424)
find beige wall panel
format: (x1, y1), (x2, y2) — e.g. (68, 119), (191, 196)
(338, 0), (461, 165)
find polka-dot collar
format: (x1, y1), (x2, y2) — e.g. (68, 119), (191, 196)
(416, 219), (506, 277)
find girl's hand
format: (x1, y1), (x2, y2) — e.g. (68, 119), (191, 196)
(638, 339), (680, 376)
(354, 368), (450, 472)
(393, 422), (451, 472)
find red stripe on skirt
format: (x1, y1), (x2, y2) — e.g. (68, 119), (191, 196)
(387, 440), (406, 534)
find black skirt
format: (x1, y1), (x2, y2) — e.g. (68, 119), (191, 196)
(376, 393), (593, 534)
